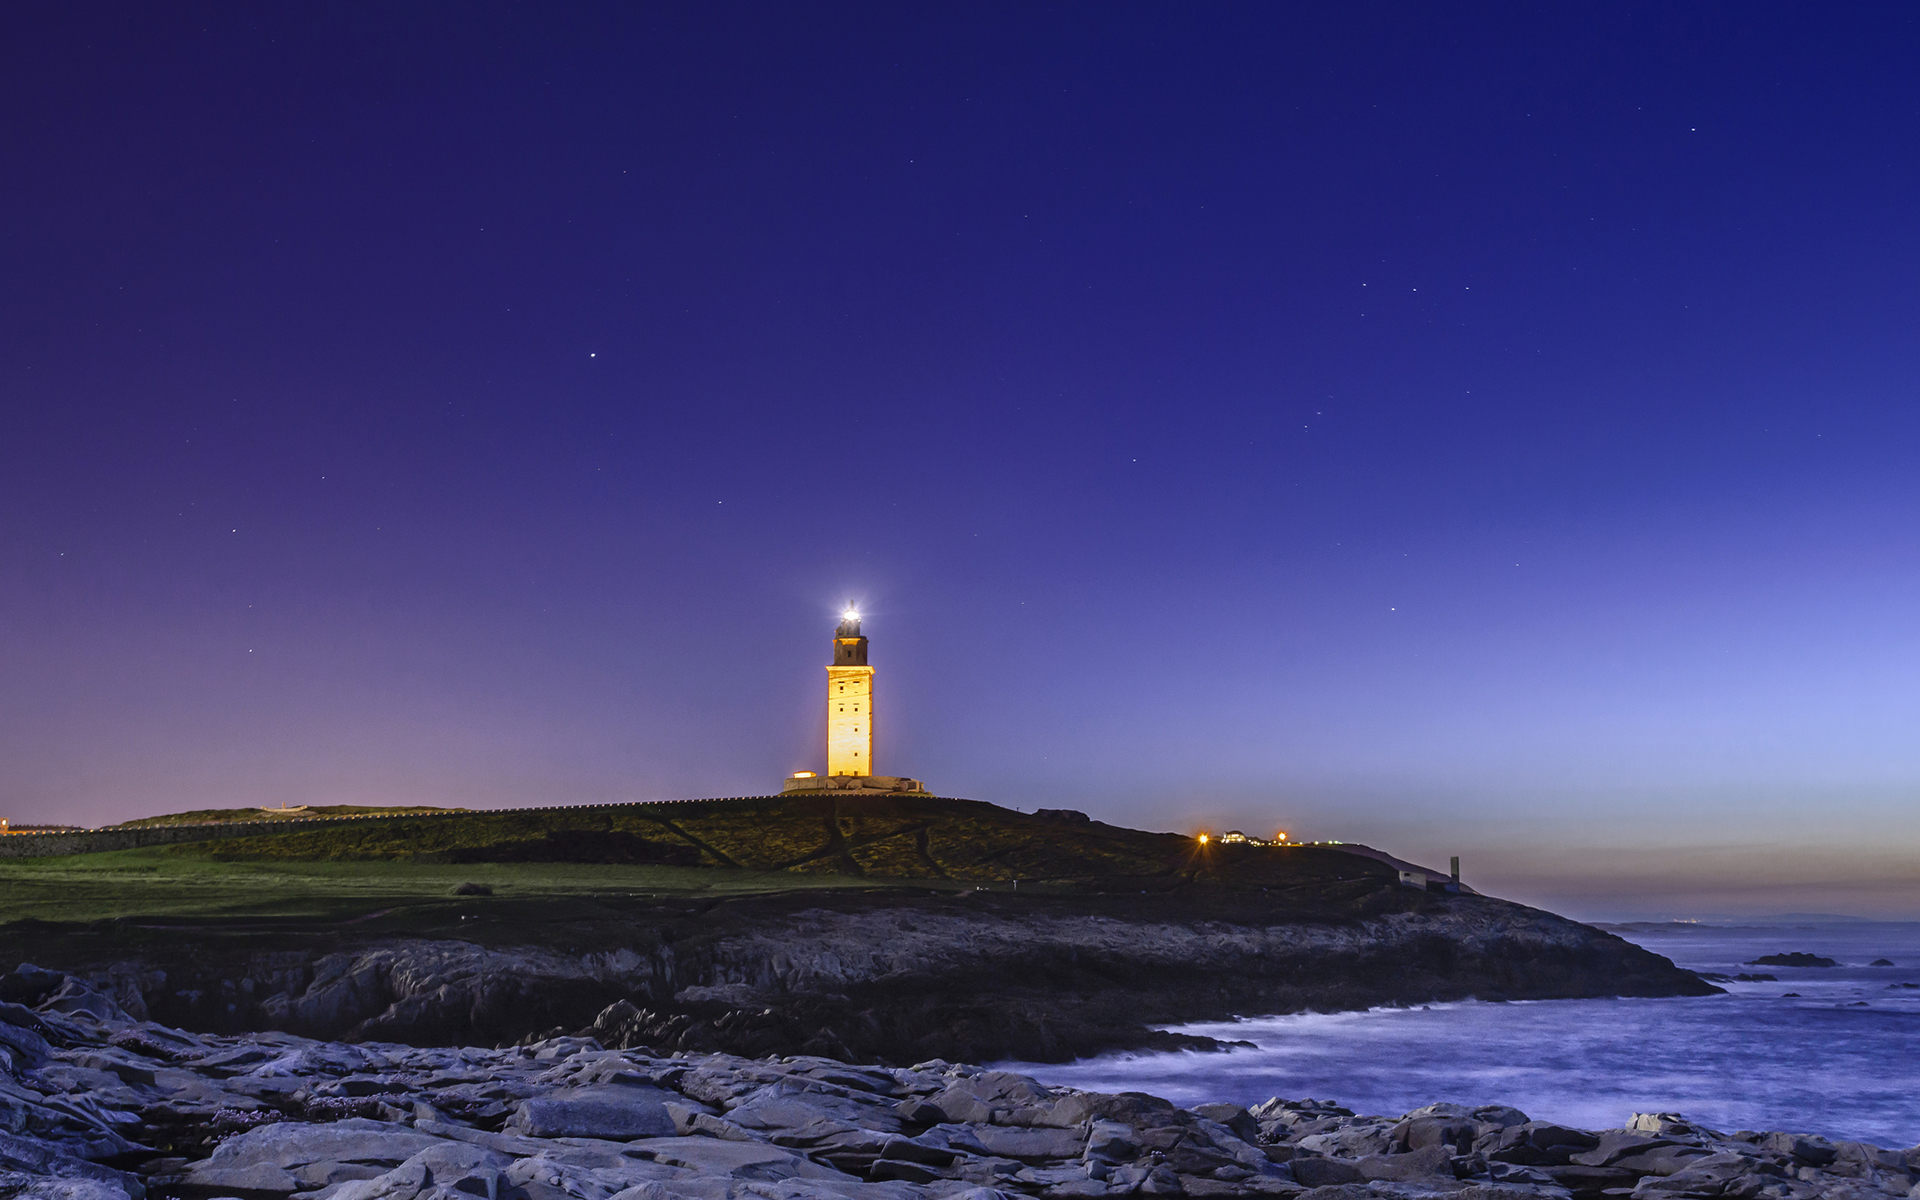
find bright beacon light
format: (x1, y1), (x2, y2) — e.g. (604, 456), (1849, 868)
(1196, 833), (1210, 844)
(843, 608), (859, 621)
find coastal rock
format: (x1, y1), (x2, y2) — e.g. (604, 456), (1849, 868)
(0, 966), (1908, 1200)
(506, 1087), (678, 1139)
(10, 879), (1719, 1066)
(1746, 954), (1839, 969)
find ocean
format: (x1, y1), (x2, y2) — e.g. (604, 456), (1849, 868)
(1003, 921), (1920, 1148)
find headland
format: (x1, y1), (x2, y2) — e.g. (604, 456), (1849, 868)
(0, 793), (1713, 1064)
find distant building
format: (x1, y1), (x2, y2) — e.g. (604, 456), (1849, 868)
(784, 610), (927, 795)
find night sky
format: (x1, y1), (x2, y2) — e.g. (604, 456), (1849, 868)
(5, 4), (1918, 919)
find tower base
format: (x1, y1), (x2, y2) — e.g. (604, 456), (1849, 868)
(782, 773), (929, 795)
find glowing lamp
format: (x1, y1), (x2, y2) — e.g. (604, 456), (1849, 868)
(790, 771), (816, 778)
(1275, 831), (1288, 842)
(1196, 833), (1210, 844)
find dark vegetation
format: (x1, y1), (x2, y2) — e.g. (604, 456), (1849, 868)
(157, 793), (1236, 881)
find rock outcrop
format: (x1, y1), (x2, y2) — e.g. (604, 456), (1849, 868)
(11, 887), (1716, 1065)
(0, 968), (1911, 1200)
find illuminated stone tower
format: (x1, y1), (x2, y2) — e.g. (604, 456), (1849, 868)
(826, 610), (874, 776)
(783, 609), (927, 795)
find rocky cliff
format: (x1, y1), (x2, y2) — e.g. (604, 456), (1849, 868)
(7, 883), (1715, 1065)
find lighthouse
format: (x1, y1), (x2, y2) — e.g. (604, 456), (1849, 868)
(826, 610), (873, 776)
(784, 610), (928, 795)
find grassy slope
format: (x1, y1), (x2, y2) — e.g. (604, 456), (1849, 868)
(0, 795), (1370, 925)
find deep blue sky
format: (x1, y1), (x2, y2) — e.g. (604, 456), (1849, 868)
(4, 4), (1918, 918)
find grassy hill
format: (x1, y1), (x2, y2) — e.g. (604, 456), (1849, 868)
(156, 793), (1352, 887)
(0, 795), (1388, 925)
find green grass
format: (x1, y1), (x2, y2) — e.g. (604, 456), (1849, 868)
(0, 795), (1380, 928)
(0, 846), (920, 924)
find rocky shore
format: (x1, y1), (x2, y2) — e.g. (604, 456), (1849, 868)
(3, 967), (1913, 1200)
(9, 886), (1716, 1065)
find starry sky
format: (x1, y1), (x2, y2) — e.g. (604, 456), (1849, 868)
(4, 4), (1919, 920)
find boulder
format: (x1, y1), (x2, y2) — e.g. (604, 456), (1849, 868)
(1762, 1133), (1837, 1166)
(506, 1086), (678, 1140)
(1544, 1164), (1642, 1195)
(0, 1132), (145, 1200)
(1480, 1122), (1599, 1165)
(1291, 1157), (1365, 1187)
(1299, 1121), (1396, 1159)
(186, 1118), (448, 1177)
(1627, 1113), (1716, 1140)
(1191, 1104), (1261, 1143)
(1084, 1121), (1139, 1164)
(0, 1172), (141, 1200)
(1393, 1115), (1478, 1154)
(328, 1144), (514, 1200)
(625, 1136), (857, 1181)
(968, 1126), (1087, 1162)
(34, 980), (133, 1026)
(0, 1015), (53, 1068)
(1609, 1145), (1714, 1176)
(177, 1161), (302, 1197)
(1296, 1186), (1384, 1200)
(1628, 1152), (1783, 1197)
(1572, 1133), (1677, 1167)
(1356, 1145), (1458, 1182)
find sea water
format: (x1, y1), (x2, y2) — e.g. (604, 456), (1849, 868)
(1004, 921), (1920, 1147)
